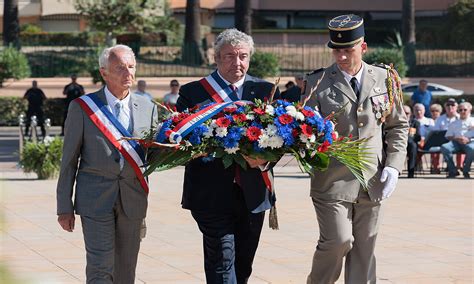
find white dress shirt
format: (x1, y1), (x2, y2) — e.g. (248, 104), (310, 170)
(445, 117), (474, 138)
(340, 64), (364, 93)
(104, 86), (133, 170)
(432, 114), (458, 131)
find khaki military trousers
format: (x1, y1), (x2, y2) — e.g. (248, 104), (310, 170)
(307, 190), (383, 284)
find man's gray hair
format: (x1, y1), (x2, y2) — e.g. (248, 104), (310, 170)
(99, 44), (135, 69)
(413, 103), (425, 111)
(214, 28), (255, 57)
(459, 101), (472, 110)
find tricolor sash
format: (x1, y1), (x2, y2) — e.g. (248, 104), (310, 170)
(76, 93), (149, 194)
(199, 70), (239, 103)
(198, 72), (274, 194)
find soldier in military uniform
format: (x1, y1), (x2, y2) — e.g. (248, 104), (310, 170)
(303, 15), (408, 283)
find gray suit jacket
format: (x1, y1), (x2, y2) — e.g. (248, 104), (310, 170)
(304, 62), (408, 202)
(56, 88), (157, 219)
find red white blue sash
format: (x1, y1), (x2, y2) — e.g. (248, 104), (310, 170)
(199, 70), (239, 103)
(76, 93), (149, 194)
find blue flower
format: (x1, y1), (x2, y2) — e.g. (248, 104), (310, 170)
(155, 119), (172, 142)
(278, 125), (294, 146)
(275, 106), (286, 116)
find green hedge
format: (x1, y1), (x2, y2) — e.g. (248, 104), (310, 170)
(0, 97), (65, 126)
(0, 97), (164, 126)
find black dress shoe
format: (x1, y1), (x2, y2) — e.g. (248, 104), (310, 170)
(463, 172), (471, 179)
(447, 171), (459, 178)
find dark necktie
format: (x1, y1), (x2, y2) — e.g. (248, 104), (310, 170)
(350, 77), (360, 99)
(229, 84), (238, 100)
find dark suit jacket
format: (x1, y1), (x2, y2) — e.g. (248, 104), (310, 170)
(176, 74), (282, 214)
(281, 86), (302, 103)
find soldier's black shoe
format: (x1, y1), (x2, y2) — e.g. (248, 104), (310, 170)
(463, 172), (471, 179)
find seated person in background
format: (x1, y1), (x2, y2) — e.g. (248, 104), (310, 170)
(440, 102), (474, 179)
(163, 79), (180, 108)
(281, 74), (304, 102)
(404, 105), (422, 178)
(133, 80), (153, 100)
(413, 103), (435, 147)
(429, 104), (442, 122)
(430, 98), (459, 173)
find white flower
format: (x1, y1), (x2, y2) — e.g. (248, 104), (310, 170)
(299, 133), (308, 143)
(215, 127), (228, 138)
(268, 135), (284, 149)
(333, 130), (339, 140)
(295, 112), (305, 121)
(265, 105), (275, 115)
(258, 133), (270, 148)
(43, 136), (54, 146)
(246, 114), (255, 120)
(171, 112), (180, 117)
(285, 105), (297, 117)
(224, 147), (239, 154)
(309, 134), (316, 143)
(265, 124), (278, 136)
(210, 120), (218, 128)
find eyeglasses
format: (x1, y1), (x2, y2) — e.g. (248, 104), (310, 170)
(430, 110), (440, 112)
(458, 109), (469, 112)
(170, 84), (179, 87)
(446, 104), (456, 107)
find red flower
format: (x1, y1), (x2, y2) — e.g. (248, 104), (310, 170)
(301, 109), (315, 118)
(317, 140), (331, 153)
(233, 113), (247, 123)
(246, 126), (262, 141)
(292, 128), (299, 137)
(216, 117), (231, 128)
(224, 107), (237, 113)
(165, 129), (173, 138)
(278, 114), (294, 125)
(253, 107), (265, 115)
(300, 124), (313, 137)
(331, 132), (337, 140)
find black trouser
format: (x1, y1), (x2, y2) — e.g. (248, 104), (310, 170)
(25, 107), (46, 137)
(407, 137), (418, 175)
(191, 185), (265, 284)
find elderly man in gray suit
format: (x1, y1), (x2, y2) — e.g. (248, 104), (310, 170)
(56, 44), (157, 283)
(303, 15), (408, 283)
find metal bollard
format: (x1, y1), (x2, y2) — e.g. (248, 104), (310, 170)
(44, 118), (51, 138)
(30, 115), (38, 143)
(18, 114), (25, 156)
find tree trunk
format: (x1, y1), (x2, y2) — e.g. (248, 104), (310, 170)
(402, 0), (416, 71)
(235, 0), (252, 35)
(3, 0), (20, 49)
(182, 0), (204, 65)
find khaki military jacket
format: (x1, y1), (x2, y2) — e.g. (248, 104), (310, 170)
(303, 61), (408, 202)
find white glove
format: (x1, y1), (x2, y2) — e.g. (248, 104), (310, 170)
(380, 167), (399, 199)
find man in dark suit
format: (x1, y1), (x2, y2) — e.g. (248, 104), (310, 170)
(176, 28), (289, 284)
(281, 74), (304, 102)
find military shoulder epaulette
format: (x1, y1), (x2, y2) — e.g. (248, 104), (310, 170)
(372, 63), (391, 70)
(306, 68), (325, 76)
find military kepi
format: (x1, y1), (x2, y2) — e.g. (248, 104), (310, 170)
(327, 14), (365, 49)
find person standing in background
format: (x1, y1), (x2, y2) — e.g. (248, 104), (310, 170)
(411, 79), (433, 118)
(134, 80), (154, 101)
(62, 74), (85, 135)
(24, 80), (47, 138)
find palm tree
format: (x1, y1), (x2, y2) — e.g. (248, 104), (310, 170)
(182, 0), (205, 65)
(235, 0), (252, 35)
(3, 0), (20, 49)
(402, 0), (416, 70)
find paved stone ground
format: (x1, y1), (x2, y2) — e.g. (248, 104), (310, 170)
(1, 162), (473, 283)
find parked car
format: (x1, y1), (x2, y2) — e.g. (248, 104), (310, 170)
(402, 83), (464, 97)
